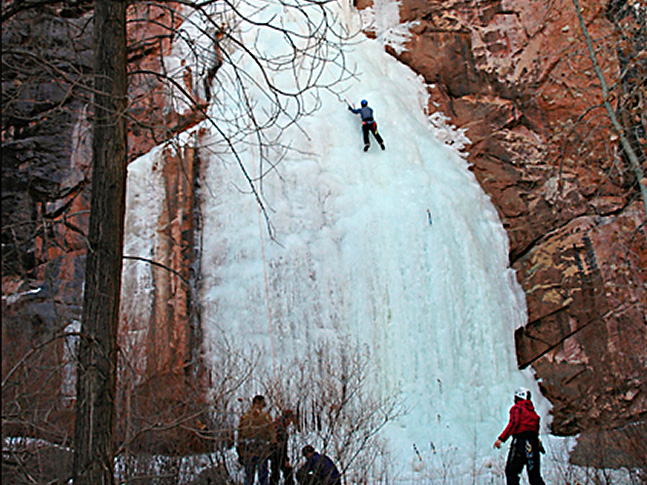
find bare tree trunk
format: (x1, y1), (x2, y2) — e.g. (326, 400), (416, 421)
(73, 0), (127, 483)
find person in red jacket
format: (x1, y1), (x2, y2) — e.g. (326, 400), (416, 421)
(494, 388), (546, 485)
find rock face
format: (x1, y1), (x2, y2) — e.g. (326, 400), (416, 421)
(2, 6), (94, 449)
(2, 3), (212, 457)
(1, 0), (645, 468)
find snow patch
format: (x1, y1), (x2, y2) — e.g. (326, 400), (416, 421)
(359, 0), (419, 54)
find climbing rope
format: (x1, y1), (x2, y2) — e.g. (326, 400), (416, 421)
(250, 138), (278, 386)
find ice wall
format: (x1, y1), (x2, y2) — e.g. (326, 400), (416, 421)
(124, 0), (548, 481)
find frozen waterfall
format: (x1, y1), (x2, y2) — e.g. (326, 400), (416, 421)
(123, 0), (550, 482)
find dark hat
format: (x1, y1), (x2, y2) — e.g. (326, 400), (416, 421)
(302, 444), (315, 456)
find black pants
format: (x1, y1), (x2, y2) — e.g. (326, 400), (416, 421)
(270, 450), (294, 485)
(362, 121), (384, 146)
(505, 433), (545, 485)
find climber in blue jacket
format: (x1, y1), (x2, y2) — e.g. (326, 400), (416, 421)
(348, 99), (386, 152)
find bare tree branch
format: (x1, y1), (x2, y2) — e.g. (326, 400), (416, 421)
(573, 0), (647, 213)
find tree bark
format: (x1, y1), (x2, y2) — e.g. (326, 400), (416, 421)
(73, 0), (127, 483)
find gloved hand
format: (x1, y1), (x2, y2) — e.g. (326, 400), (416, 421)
(347, 104), (353, 111)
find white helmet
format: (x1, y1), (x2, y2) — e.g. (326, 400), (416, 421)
(514, 388), (529, 400)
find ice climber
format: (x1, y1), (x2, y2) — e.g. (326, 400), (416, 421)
(348, 99), (386, 152)
(494, 388), (546, 485)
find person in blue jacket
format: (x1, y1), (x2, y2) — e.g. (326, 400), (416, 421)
(296, 445), (341, 485)
(348, 99), (386, 152)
